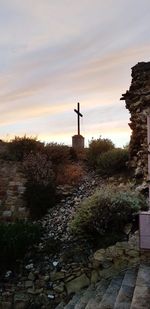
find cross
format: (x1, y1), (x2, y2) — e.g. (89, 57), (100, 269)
(74, 102), (83, 135)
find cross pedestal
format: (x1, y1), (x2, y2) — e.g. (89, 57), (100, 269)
(72, 102), (84, 150)
(72, 134), (84, 150)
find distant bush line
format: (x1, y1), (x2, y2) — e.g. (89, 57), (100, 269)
(0, 135), (130, 219)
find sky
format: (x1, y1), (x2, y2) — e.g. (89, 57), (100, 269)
(0, 0), (150, 147)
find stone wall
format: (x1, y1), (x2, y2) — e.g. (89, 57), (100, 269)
(49, 232), (142, 297)
(121, 62), (150, 180)
(0, 231), (146, 308)
(0, 160), (27, 220)
(43, 231), (148, 299)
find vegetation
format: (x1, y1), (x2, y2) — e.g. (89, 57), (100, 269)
(44, 142), (85, 185)
(56, 163), (84, 185)
(23, 152), (56, 218)
(0, 222), (41, 267)
(70, 185), (147, 246)
(45, 142), (71, 165)
(87, 137), (115, 168)
(97, 148), (129, 176)
(6, 135), (43, 161)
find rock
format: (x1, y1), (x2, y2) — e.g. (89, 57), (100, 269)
(53, 261), (59, 267)
(14, 293), (29, 302)
(91, 270), (99, 283)
(92, 259), (101, 269)
(53, 282), (65, 293)
(124, 223), (132, 235)
(135, 182), (148, 193)
(102, 259), (113, 269)
(2, 210), (12, 218)
(28, 272), (35, 281)
(25, 280), (33, 288)
(50, 271), (66, 281)
(66, 273), (90, 295)
(135, 167), (143, 177)
(47, 294), (55, 299)
(0, 302), (12, 309)
(5, 270), (12, 278)
(115, 241), (129, 250)
(25, 263), (34, 270)
(14, 292), (29, 309)
(43, 275), (50, 282)
(125, 249), (139, 257)
(105, 246), (119, 258)
(27, 288), (35, 295)
(14, 300), (27, 308)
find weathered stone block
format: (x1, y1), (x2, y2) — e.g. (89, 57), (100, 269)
(2, 210), (12, 218)
(93, 249), (105, 261)
(72, 135), (84, 150)
(90, 270), (99, 283)
(66, 273), (90, 295)
(50, 271), (66, 281)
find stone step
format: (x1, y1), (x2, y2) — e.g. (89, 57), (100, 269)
(85, 278), (110, 309)
(130, 264), (150, 309)
(114, 267), (138, 309)
(55, 302), (65, 309)
(98, 273), (124, 309)
(64, 290), (85, 309)
(74, 284), (96, 309)
(56, 264), (150, 309)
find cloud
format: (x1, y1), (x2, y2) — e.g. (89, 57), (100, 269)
(0, 0), (150, 146)
(1, 42), (149, 106)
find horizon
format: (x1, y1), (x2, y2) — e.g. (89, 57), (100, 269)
(0, 0), (150, 147)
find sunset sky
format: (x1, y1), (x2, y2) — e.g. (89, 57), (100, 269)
(0, 0), (150, 147)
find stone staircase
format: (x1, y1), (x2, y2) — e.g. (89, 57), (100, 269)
(56, 264), (150, 309)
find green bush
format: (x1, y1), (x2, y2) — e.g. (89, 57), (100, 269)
(0, 222), (41, 267)
(23, 153), (56, 218)
(97, 148), (129, 176)
(87, 137), (115, 168)
(7, 135), (44, 161)
(70, 186), (147, 243)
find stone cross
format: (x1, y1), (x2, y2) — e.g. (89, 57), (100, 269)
(74, 102), (83, 135)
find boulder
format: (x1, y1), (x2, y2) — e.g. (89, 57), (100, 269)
(66, 273), (90, 295)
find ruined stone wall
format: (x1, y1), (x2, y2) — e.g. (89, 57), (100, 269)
(121, 62), (150, 180)
(0, 160), (28, 220)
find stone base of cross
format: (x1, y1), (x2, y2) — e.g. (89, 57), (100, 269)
(72, 134), (84, 150)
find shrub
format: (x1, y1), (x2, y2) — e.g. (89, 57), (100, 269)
(70, 186), (147, 243)
(45, 143), (71, 165)
(0, 222), (41, 267)
(23, 153), (56, 218)
(69, 148), (88, 162)
(87, 137), (115, 168)
(97, 148), (129, 176)
(7, 136), (43, 161)
(56, 163), (84, 185)
(0, 141), (9, 160)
